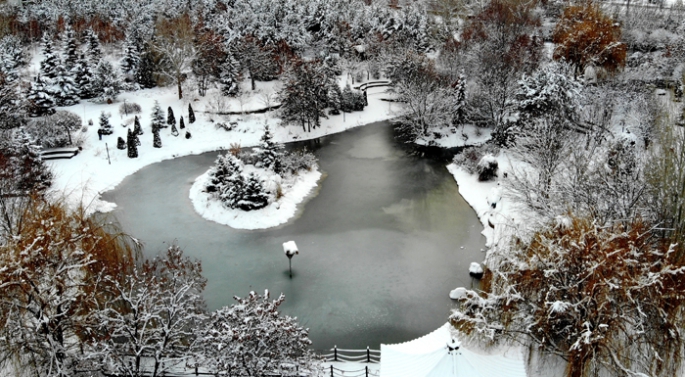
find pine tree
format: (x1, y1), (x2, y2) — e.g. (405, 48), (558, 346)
(188, 103), (196, 123)
(99, 111), (113, 135)
(0, 35), (26, 83)
(206, 153), (244, 209)
(151, 101), (165, 131)
(72, 53), (95, 99)
(40, 34), (59, 79)
(92, 60), (122, 102)
(451, 73), (468, 127)
(27, 75), (56, 117)
(185, 130), (192, 139)
(87, 29), (102, 64)
(133, 115), (144, 135)
(328, 84), (343, 115)
(179, 116), (185, 129)
(153, 129), (162, 148)
(62, 25), (79, 70)
(171, 122), (179, 137)
(120, 32), (140, 79)
(253, 125), (283, 172)
(117, 136), (126, 150)
(127, 128), (138, 158)
(220, 54), (240, 97)
(135, 47), (156, 89)
(341, 84), (354, 112)
(167, 106), (176, 126)
(238, 173), (270, 211)
(51, 64), (80, 106)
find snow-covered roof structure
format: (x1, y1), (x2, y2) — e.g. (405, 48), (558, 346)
(380, 323), (528, 377)
(283, 240), (298, 256)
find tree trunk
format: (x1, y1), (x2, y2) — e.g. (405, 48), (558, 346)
(177, 78), (183, 100)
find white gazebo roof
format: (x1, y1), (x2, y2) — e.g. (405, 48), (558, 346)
(380, 323), (528, 377)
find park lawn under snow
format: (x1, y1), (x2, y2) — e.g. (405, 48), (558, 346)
(46, 77), (405, 229)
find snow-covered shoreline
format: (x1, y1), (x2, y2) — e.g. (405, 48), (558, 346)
(189, 166), (323, 230)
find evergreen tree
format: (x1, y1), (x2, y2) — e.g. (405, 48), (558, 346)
(51, 65), (80, 106)
(0, 35), (26, 83)
(92, 60), (122, 102)
(150, 101), (165, 131)
(40, 34), (59, 79)
(87, 29), (102, 64)
(238, 173), (270, 211)
(3, 128), (52, 192)
(188, 103), (196, 123)
(153, 129), (162, 148)
(185, 130), (192, 139)
(117, 136), (126, 150)
(206, 154), (245, 209)
(171, 122), (179, 137)
(328, 84), (343, 115)
(253, 125), (283, 172)
(179, 116), (185, 129)
(133, 115), (143, 135)
(127, 128), (138, 158)
(99, 111), (113, 135)
(219, 54), (240, 97)
(120, 32), (140, 79)
(451, 73), (468, 127)
(27, 75), (55, 117)
(61, 25), (79, 70)
(167, 106), (176, 126)
(72, 54), (95, 99)
(135, 46), (156, 89)
(341, 84), (354, 113)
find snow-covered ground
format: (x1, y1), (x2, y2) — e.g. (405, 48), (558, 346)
(415, 124), (492, 148)
(46, 79), (405, 215)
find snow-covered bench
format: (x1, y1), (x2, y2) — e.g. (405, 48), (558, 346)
(41, 147), (79, 160)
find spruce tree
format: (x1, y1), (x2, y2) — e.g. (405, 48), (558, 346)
(153, 129), (162, 148)
(127, 128), (138, 158)
(207, 153), (244, 209)
(220, 54), (240, 96)
(239, 173), (269, 211)
(179, 116), (185, 129)
(150, 101), (165, 131)
(99, 111), (113, 135)
(341, 84), (354, 113)
(133, 115), (143, 135)
(328, 85), (343, 115)
(27, 75), (56, 117)
(171, 122), (179, 137)
(62, 25), (79, 70)
(117, 136), (126, 149)
(135, 47), (156, 89)
(87, 29), (102, 64)
(451, 73), (468, 127)
(188, 103), (196, 123)
(253, 125), (283, 172)
(40, 34), (59, 79)
(0, 35), (26, 83)
(92, 60), (122, 102)
(52, 65), (80, 106)
(120, 32), (140, 79)
(73, 53), (95, 99)
(167, 106), (176, 126)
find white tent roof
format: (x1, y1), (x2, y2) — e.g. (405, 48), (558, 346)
(380, 323), (528, 377)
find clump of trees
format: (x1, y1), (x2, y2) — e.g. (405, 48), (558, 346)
(451, 216), (685, 377)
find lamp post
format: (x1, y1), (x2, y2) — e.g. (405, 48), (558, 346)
(282, 241), (299, 278)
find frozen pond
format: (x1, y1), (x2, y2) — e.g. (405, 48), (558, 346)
(102, 121), (485, 351)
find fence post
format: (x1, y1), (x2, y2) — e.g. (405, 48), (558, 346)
(195, 364), (198, 376)
(367, 346), (370, 362)
(334, 345), (338, 362)
(366, 366), (369, 377)
(330, 365), (334, 377)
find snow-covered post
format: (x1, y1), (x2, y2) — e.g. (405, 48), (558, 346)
(283, 241), (299, 278)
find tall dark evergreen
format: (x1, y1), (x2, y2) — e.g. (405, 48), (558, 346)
(87, 29), (102, 64)
(73, 54), (95, 99)
(133, 115), (143, 135)
(185, 130), (192, 139)
(153, 129), (162, 148)
(117, 136), (126, 150)
(220, 54), (240, 96)
(92, 60), (122, 102)
(135, 46), (156, 89)
(167, 107), (176, 126)
(99, 111), (113, 135)
(127, 128), (138, 158)
(120, 32), (141, 80)
(206, 153), (244, 209)
(40, 34), (59, 79)
(451, 74), (468, 127)
(188, 103), (196, 124)
(62, 25), (79, 70)
(151, 101), (165, 131)
(26, 75), (55, 117)
(171, 122), (179, 137)
(179, 116), (185, 129)
(52, 65), (80, 106)
(0, 35), (26, 82)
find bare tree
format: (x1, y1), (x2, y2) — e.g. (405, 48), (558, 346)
(153, 14), (197, 100)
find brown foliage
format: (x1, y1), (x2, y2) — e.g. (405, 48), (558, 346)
(452, 216), (685, 377)
(552, 3), (627, 77)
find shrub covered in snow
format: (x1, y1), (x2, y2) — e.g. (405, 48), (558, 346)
(280, 148), (317, 176)
(476, 154), (498, 182)
(25, 110), (81, 148)
(118, 102), (142, 116)
(452, 144), (500, 175)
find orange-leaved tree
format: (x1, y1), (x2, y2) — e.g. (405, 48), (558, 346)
(552, 2), (626, 78)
